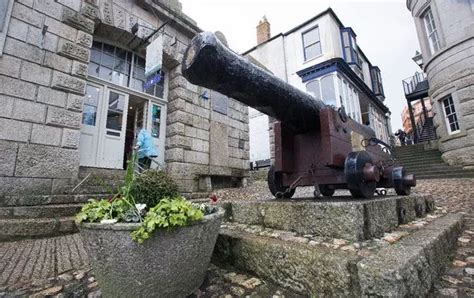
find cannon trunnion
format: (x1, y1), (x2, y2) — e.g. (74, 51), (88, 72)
(182, 32), (416, 199)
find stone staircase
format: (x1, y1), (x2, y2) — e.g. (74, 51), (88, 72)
(418, 117), (437, 143)
(214, 196), (463, 296)
(0, 168), (125, 241)
(394, 143), (474, 179)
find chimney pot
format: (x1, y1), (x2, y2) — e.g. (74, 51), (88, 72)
(256, 16), (271, 45)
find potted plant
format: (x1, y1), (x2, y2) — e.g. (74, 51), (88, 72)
(76, 161), (224, 297)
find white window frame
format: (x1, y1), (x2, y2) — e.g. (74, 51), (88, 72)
(441, 95), (460, 135)
(302, 26), (322, 61)
(422, 8), (441, 54)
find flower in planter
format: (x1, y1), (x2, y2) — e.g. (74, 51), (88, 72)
(210, 194), (219, 203)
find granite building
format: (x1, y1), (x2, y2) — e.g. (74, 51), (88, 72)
(0, 0), (249, 198)
(406, 0), (474, 167)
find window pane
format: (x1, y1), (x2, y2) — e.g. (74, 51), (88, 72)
(98, 66), (112, 81)
(133, 66), (146, 81)
(103, 43), (115, 55)
(92, 41), (102, 50)
(304, 43), (321, 60)
(116, 48), (127, 61)
(108, 92), (125, 111)
(321, 75), (336, 106)
(132, 78), (144, 91)
(82, 105), (97, 126)
(151, 104), (161, 138)
(88, 62), (100, 77)
(84, 85), (100, 106)
(306, 80), (321, 101)
(303, 27), (320, 46)
(90, 48), (101, 64)
(101, 54), (114, 68)
(106, 110), (123, 131)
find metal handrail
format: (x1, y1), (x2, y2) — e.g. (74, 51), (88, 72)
(133, 148), (164, 174)
(402, 72), (427, 96)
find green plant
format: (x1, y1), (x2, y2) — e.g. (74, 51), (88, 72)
(131, 196), (204, 244)
(130, 169), (179, 207)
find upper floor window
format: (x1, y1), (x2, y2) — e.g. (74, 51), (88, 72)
(302, 26), (321, 61)
(341, 28), (359, 65)
(370, 66), (384, 98)
(442, 95), (460, 134)
(88, 41), (165, 98)
(422, 8), (440, 54)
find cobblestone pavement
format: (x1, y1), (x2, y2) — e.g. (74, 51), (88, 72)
(0, 178), (472, 297)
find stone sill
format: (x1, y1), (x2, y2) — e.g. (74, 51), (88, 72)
(439, 130), (467, 143)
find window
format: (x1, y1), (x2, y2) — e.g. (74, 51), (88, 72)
(106, 91), (125, 131)
(306, 80), (322, 101)
(370, 66), (384, 97)
(82, 85), (100, 126)
(423, 8), (440, 54)
(88, 41), (165, 98)
(321, 75), (336, 106)
(341, 28), (358, 65)
(302, 26), (322, 61)
(336, 75), (362, 123)
(151, 104), (161, 138)
(442, 96), (460, 134)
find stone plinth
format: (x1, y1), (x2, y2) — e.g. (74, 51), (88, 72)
(228, 195), (432, 241)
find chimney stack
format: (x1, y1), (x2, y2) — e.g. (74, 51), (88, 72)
(256, 16), (271, 44)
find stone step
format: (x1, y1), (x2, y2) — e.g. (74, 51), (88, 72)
(78, 167), (126, 180)
(0, 204), (82, 219)
(226, 195), (432, 241)
(417, 172), (474, 179)
(0, 194), (109, 207)
(395, 155), (443, 162)
(0, 217), (77, 241)
(213, 213), (463, 296)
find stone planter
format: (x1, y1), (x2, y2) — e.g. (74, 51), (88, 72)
(79, 208), (225, 297)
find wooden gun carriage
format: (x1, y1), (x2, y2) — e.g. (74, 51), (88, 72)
(182, 32), (415, 199)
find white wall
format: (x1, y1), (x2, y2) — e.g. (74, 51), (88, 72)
(248, 108), (270, 162)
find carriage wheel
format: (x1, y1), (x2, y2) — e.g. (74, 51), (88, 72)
(392, 167), (416, 196)
(344, 151), (379, 199)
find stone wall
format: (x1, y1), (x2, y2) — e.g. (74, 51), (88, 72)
(407, 0), (474, 168)
(0, 0), (249, 196)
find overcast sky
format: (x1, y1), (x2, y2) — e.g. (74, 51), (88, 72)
(180, 0), (422, 132)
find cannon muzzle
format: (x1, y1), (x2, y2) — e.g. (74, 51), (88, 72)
(182, 32), (326, 132)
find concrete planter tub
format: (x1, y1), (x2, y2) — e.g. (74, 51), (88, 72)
(79, 208), (225, 297)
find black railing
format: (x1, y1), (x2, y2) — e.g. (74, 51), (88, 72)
(402, 72), (428, 97)
(408, 111), (437, 144)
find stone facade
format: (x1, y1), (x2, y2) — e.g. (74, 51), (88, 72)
(0, 0), (249, 197)
(407, 0), (474, 168)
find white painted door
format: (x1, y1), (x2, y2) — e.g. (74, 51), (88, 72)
(98, 88), (129, 169)
(80, 85), (129, 169)
(80, 84), (104, 167)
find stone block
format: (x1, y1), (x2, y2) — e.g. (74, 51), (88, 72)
(76, 30), (93, 48)
(34, 0), (63, 20)
(67, 94), (83, 111)
(15, 144), (79, 178)
(12, 99), (46, 123)
(7, 18), (28, 41)
(215, 229), (360, 296)
(396, 196), (417, 224)
(0, 118), (31, 142)
(209, 165), (231, 176)
(167, 110), (193, 126)
(43, 52), (72, 73)
(231, 202), (263, 225)
(62, 8), (95, 33)
(72, 60), (88, 78)
(210, 122), (229, 167)
(363, 197), (398, 239)
(166, 135), (192, 150)
(61, 128), (80, 149)
(46, 106), (82, 128)
(191, 138), (209, 152)
(166, 122), (185, 136)
(192, 115), (210, 130)
(57, 39), (90, 62)
(26, 27), (58, 52)
(358, 243), (432, 297)
(166, 162), (209, 177)
(31, 124), (62, 146)
(0, 177), (52, 196)
(100, 0), (113, 25)
(184, 150), (209, 165)
(81, 4), (100, 21)
(0, 54), (21, 77)
(57, 0), (81, 11)
(20, 61), (52, 86)
(44, 17), (77, 41)
(0, 141), (18, 176)
(37, 86), (67, 107)
(51, 71), (86, 95)
(0, 95), (14, 118)
(12, 2), (43, 27)
(112, 4), (126, 30)
(3, 37), (44, 63)
(164, 147), (184, 162)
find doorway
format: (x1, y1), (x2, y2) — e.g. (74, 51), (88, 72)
(124, 95), (147, 168)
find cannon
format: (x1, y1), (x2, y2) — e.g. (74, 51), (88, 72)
(182, 32), (416, 199)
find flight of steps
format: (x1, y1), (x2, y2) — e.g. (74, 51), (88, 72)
(394, 143), (474, 179)
(0, 168), (125, 241)
(418, 117), (437, 143)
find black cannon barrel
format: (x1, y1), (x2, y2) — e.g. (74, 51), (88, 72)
(182, 32), (326, 132)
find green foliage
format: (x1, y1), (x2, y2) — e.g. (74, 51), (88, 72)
(131, 196), (204, 244)
(130, 169), (179, 207)
(75, 198), (132, 223)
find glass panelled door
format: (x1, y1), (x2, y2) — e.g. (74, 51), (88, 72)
(80, 84), (129, 169)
